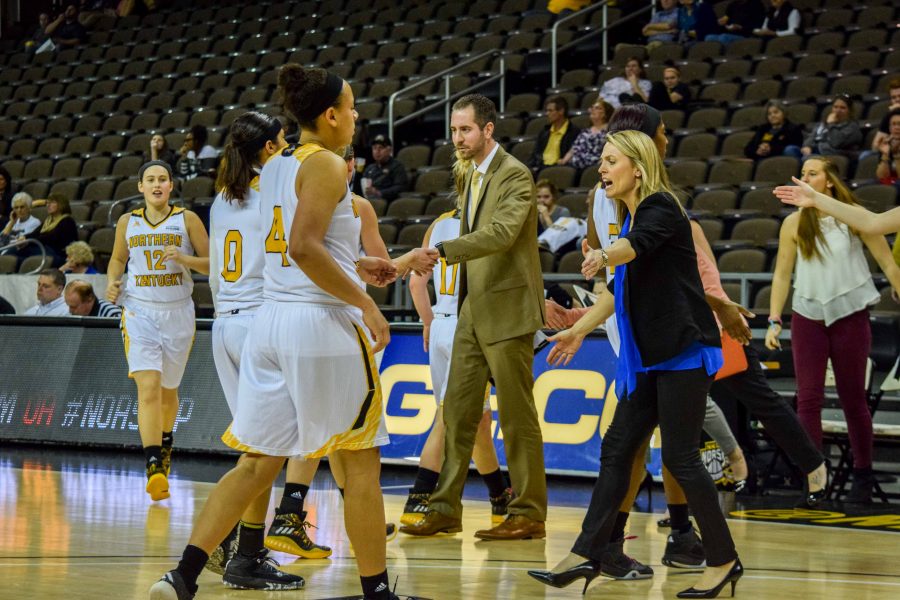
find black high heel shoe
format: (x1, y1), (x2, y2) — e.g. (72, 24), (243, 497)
(676, 558), (743, 598)
(795, 462), (830, 509)
(527, 559), (602, 595)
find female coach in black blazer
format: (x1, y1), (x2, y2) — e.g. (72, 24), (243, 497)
(530, 130), (741, 599)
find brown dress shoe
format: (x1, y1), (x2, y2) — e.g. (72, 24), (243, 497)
(398, 511), (462, 536)
(474, 514), (545, 540)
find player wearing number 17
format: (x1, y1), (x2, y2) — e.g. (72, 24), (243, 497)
(105, 160), (210, 502)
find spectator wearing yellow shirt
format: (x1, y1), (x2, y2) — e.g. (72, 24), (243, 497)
(547, 0), (592, 14)
(527, 95), (581, 175)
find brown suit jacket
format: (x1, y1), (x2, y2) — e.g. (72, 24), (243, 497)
(440, 144), (545, 344)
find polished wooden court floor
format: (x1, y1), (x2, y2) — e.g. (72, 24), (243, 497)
(2, 460), (900, 600)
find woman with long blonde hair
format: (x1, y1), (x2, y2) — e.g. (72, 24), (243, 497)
(531, 130), (741, 598)
(768, 156), (900, 503)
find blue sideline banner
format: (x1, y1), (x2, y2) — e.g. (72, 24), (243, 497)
(380, 326), (663, 477)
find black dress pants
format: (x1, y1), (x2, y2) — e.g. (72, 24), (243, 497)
(572, 368), (737, 567)
(710, 344), (823, 474)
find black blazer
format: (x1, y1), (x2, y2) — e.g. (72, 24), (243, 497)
(607, 192), (720, 366)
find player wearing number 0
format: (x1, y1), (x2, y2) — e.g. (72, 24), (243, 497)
(106, 160), (209, 503)
(150, 65), (420, 600)
(202, 111), (305, 590)
(400, 154), (512, 530)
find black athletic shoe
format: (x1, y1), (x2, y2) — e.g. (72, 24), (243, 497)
(400, 489), (431, 526)
(149, 570), (194, 600)
(264, 511), (332, 559)
(662, 527), (706, 569)
(489, 488), (514, 525)
(386, 521), (398, 541)
(204, 524), (238, 575)
(161, 445), (172, 476)
(600, 538), (654, 580)
(223, 549), (305, 590)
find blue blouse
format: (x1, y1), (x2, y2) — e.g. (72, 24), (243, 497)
(613, 213), (723, 399)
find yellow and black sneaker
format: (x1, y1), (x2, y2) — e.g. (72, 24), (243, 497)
(400, 490), (431, 526)
(204, 524), (238, 575)
(160, 445), (172, 477)
(145, 461), (169, 501)
(264, 511), (332, 559)
(489, 488), (514, 525)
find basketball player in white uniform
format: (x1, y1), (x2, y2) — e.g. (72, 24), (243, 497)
(203, 111), (306, 589)
(402, 205), (512, 527)
(106, 160), (208, 503)
(151, 66), (423, 600)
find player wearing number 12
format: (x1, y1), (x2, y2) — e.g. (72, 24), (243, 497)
(106, 160), (210, 502)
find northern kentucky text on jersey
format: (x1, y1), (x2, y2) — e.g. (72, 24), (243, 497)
(127, 233), (184, 248)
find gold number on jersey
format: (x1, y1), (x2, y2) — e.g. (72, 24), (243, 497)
(265, 206), (289, 267)
(143, 250), (166, 271)
(222, 230), (243, 282)
(438, 258), (458, 295)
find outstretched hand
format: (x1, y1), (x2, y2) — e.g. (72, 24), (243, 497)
(580, 239), (602, 279)
(546, 329), (585, 366)
(773, 177), (817, 209)
(357, 256), (398, 287)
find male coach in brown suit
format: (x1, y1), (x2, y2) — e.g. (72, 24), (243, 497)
(400, 94), (548, 540)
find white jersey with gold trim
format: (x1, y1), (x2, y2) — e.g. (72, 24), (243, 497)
(430, 210), (461, 316)
(123, 206), (194, 304)
(209, 177), (265, 313)
(259, 144), (361, 305)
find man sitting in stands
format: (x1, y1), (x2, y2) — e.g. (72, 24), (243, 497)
(23, 269), (70, 317)
(361, 135), (409, 201)
(64, 280), (122, 317)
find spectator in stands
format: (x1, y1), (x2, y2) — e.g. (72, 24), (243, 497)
(559, 97), (613, 170)
(0, 193), (42, 252)
(64, 279), (121, 317)
(744, 100), (804, 161)
(59, 241), (98, 274)
(864, 78), (900, 164)
(676, 0), (718, 45)
(148, 134), (178, 173)
(361, 134), (409, 201)
(648, 66), (692, 111)
(176, 125), (218, 181)
(528, 95), (581, 174)
(23, 269), (70, 316)
(0, 166), (13, 229)
(753, 0), (801, 38)
(536, 179), (571, 235)
(767, 156), (900, 503)
(600, 58), (651, 109)
(23, 12), (50, 55)
(643, 0), (680, 48)
(44, 4), (88, 49)
(24, 193), (79, 264)
(705, 0), (766, 45)
(875, 109), (900, 187)
(801, 95), (862, 160)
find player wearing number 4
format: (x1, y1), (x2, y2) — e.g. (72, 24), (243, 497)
(106, 160), (210, 502)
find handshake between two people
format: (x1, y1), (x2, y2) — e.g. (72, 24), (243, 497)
(357, 247), (441, 287)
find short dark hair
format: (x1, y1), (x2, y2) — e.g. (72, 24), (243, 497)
(39, 268), (66, 288)
(452, 94), (497, 130)
(546, 94), (568, 114)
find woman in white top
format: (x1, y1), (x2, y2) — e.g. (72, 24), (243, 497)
(767, 156), (900, 503)
(599, 58), (651, 109)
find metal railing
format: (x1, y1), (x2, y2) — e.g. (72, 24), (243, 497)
(550, 0), (656, 88)
(387, 50), (506, 142)
(0, 239), (48, 274)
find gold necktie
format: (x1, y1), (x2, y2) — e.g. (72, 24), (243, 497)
(468, 170), (482, 228)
